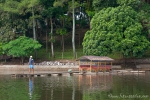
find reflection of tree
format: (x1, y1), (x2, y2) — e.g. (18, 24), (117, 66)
(72, 76), (75, 100)
(38, 76), (81, 100)
(1, 74), (150, 100)
(79, 75), (112, 92)
(79, 75), (112, 100)
(82, 75), (150, 100)
(112, 75), (150, 98)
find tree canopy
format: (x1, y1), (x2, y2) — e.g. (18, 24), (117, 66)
(82, 5), (150, 58)
(2, 36), (42, 62)
(0, 0), (150, 60)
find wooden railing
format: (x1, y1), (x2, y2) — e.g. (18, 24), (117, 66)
(79, 65), (112, 72)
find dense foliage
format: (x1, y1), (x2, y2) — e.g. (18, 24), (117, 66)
(0, 0), (150, 60)
(2, 36), (42, 62)
(83, 5), (150, 58)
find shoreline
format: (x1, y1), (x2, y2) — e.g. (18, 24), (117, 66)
(1, 63), (150, 68)
(0, 64), (150, 75)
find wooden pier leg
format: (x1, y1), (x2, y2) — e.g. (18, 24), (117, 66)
(37, 74), (41, 77)
(47, 74), (51, 76)
(58, 73), (62, 76)
(11, 74), (16, 77)
(28, 74), (34, 77)
(69, 73), (73, 76)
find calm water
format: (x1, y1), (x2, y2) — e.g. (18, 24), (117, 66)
(0, 72), (150, 100)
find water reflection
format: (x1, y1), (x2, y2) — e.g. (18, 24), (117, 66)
(78, 74), (112, 92)
(29, 77), (34, 99)
(0, 73), (150, 100)
(38, 74), (112, 100)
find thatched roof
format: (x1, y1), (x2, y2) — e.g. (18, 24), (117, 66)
(77, 56), (114, 62)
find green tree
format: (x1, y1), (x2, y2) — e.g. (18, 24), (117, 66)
(0, 1), (16, 43)
(82, 0), (95, 25)
(0, 0), (39, 43)
(92, 0), (118, 11)
(82, 6), (150, 58)
(56, 28), (67, 52)
(40, 0), (62, 59)
(2, 36), (42, 63)
(138, 1), (150, 37)
(17, 0), (40, 40)
(116, 0), (140, 9)
(72, 0), (76, 59)
(54, 0), (80, 59)
(92, 0), (140, 11)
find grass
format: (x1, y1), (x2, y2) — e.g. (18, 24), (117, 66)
(35, 44), (150, 61)
(36, 45), (84, 61)
(36, 46), (123, 61)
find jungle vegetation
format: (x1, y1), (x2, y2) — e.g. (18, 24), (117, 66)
(0, 0), (150, 63)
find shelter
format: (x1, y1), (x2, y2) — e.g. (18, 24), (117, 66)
(77, 56), (114, 72)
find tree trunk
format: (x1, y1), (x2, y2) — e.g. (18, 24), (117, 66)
(62, 18), (65, 52)
(32, 7), (37, 58)
(45, 19), (48, 52)
(21, 56), (24, 65)
(62, 35), (64, 52)
(50, 17), (55, 58)
(72, 0), (76, 59)
(32, 7), (36, 40)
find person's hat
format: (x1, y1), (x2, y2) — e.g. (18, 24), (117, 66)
(30, 56), (32, 58)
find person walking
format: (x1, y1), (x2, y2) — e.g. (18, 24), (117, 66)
(29, 56), (34, 74)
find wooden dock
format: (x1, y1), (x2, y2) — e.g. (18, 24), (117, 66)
(11, 71), (79, 77)
(11, 70), (150, 77)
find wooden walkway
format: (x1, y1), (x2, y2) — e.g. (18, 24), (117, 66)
(11, 71), (79, 77)
(11, 70), (150, 77)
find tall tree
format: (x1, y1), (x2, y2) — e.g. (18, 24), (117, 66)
(0, 12), (15, 43)
(54, 0), (80, 59)
(82, 0), (95, 28)
(0, 0), (41, 42)
(69, 0), (80, 59)
(22, 0), (40, 40)
(0, 0), (19, 42)
(40, 0), (64, 59)
(72, 0), (76, 59)
(40, 0), (55, 58)
(56, 28), (67, 52)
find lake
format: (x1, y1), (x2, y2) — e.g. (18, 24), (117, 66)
(0, 72), (150, 100)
